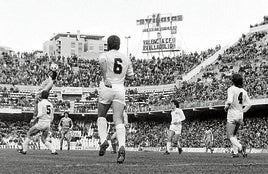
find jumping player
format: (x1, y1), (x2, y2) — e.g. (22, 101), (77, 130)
(58, 111), (73, 150)
(97, 35), (134, 164)
(32, 63), (58, 120)
(164, 100), (185, 155)
(203, 127), (214, 153)
(19, 90), (57, 155)
(224, 73), (251, 158)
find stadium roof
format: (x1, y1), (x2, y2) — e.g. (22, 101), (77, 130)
(50, 32), (105, 41)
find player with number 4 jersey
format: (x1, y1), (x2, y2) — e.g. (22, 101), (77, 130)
(224, 73), (251, 158)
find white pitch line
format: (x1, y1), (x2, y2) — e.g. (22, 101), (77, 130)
(167, 163), (268, 167)
(55, 162), (268, 168)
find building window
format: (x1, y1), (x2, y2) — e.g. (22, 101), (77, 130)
(71, 49), (75, 56)
(89, 44), (94, 51)
(78, 42), (83, 52)
(71, 42), (75, 48)
(99, 45), (103, 52)
(84, 43), (88, 52)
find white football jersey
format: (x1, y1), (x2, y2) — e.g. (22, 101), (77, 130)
(171, 108), (185, 124)
(36, 99), (54, 122)
(226, 85), (250, 120)
(99, 50), (134, 85)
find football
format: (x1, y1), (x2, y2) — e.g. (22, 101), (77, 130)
(50, 63), (58, 71)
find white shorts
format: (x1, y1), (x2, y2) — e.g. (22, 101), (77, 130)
(28, 121), (50, 136)
(33, 121), (50, 132)
(227, 117), (243, 124)
(98, 84), (125, 105)
(169, 124), (182, 135)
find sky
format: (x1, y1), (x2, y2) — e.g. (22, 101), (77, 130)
(0, 0), (267, 58)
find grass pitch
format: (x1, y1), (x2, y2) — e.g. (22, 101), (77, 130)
(0, 149), (268, 174)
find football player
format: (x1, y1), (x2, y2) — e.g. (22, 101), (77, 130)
(224, 73), (251, 158)
(32, 63), (58, 122)
(97, 35), (134, 164)
(164, 100), (185, 155)
(19, 90), (57, 155)
(203, 127), (214, 153)
(58, 111), (73, 150)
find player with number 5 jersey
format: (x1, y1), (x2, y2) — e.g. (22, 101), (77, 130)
(19, 90), (57, 155)
(224, 73), (251, 158)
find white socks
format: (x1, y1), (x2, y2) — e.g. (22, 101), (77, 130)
(45, 141), (56, 153)
(116, 124), (126, 148)
(230, 136), (242, 151)
(97, 117), (107, 144)
(177, 141), (181, 148)
(166, 142), (171, 152)
(23, 137), (30, 152)
(232, 145), (238, 154)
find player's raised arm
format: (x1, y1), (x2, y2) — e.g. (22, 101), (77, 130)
(42, 78), (53, 92)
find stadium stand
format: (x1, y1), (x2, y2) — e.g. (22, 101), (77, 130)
(0, 29), (268, 151)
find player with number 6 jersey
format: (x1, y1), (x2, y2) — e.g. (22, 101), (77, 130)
(224, 73), (251, 158)
(99, 51), (133, 86)
(97, 35), (134, 164)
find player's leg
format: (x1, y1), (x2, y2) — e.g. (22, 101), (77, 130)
(174, 133), (183, 154)
(208, 141), (214, 153)
(37, 136), (41, 150)
(20, 126), (40, 154)
(112, 101), (126, 163)
(98, 102), (112, 156)
(41, 128), (57, 154)
(205, 141), (209, 153)
(60, 130), (65, 150)
(233, 120), (247, 157)
(227, 121), (242, 157)
(164, 130), (174, 154)
(110, 132), (117, 153)
(66, 130), (71, 150)
(176, 125), (183, 154)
